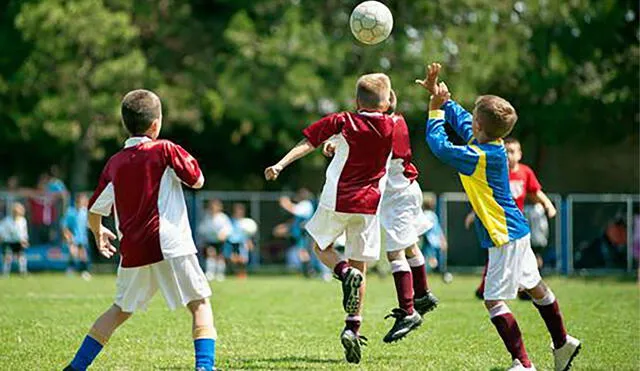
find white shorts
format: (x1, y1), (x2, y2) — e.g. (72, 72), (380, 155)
(484, 235), (542, 300)
(381, 182), (431, 252)
(305, 205), (380, 262)
(115, 254), (211, 312)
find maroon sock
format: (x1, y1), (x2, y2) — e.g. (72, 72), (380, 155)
(392, 270), (414, 314)
(410, 264), (428, 298)
(477, 262), (488, 295)
(333, 261), (350, 281)
(534, 300), (567, 349)
(345, 316), (361, 334)
(490, 313), (531, 367)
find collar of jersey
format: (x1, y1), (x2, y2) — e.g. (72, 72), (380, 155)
(468, 137), (504, 146)
(356, 110), (384, 116)
(124, 136), (152, 148)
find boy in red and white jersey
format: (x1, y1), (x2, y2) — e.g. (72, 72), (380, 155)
(265, 73), (396, 364)
(323, 90), (439, 343)
(64, 90), (216, 371)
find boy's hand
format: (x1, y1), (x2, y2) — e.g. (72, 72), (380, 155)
(415, 62), (442, 94)
(322, 142), (336, 158)
(95, 226), (117, 259)
(544, 202), (557, 219)
(429, 82), (451, 110)
(264, 164), (283, 181)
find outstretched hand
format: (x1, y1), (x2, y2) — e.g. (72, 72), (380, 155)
(265, 164), (283, 181)
(415, 62), (442, 94)
(429, 82), (452, 110)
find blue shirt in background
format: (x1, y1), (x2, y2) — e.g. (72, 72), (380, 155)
(62, 206), (89, 246)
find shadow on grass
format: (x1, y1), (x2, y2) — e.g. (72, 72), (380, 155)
(227, 356), (343, 370)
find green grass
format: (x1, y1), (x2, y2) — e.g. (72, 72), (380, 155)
(0, 274), (638, 370)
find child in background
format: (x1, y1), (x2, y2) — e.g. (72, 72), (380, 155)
(197, 199), (232, 281)
(265, 73), (396, 364)
(1, 202), (29, 276)
(64, 89), (216, 371)
(421, 194), (447, 273)
(226, 203), (253, 279)
(419, 63), (580, 371)
(62, 194), (92, 281)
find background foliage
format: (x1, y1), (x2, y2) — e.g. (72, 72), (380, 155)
(0, 0), (638, 192)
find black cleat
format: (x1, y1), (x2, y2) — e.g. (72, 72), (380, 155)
(414, 291), (439, 317)
(474, 289), (484, 300)
(340, 329), (368, 364)
(382, 308), (423, 343)
(339, 267), (364, 315)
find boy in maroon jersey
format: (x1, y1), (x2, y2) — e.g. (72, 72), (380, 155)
(265, 73), (396, 364)
(64, 90), (216, 371)
(323, 90), (439, 343)
(473, 138), (557, 298)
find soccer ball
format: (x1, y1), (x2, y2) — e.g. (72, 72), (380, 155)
(238, 218), (258, 237)
(349, 1), (393, 45)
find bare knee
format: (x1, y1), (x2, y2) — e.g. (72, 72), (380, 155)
(484, 299), (503, 311)
(348, 259), (366, 274)
(110, 304), (133, 322)
(187, 297), (209, 313)
(404, 244), (420, 258)
(386, 249), (404, 262)
(526, 280), (548, 301)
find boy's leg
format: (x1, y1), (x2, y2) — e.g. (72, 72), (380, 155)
(475, 261), (488, 299)
(205, 247), (217, 281)
(313, 243), (364, 315)
(66, 304), (132, 371)
(405, 244), (439, 315)
(485, 300), (532, 368)
(3, 247), (12, 276)
(188, 298), (217, 371)
(17, 250), (27, 275)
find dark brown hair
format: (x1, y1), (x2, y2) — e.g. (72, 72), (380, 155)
(121, 89), (162, 135)
(473, 95), (518, 140)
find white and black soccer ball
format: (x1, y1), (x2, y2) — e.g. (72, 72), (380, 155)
(238, 218), (258, 237)
(349, 1), (393, 45)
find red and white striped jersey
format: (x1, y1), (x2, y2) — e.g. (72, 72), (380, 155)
(88, 136), (203, 268)
(303, 111), (395, 215)
(386, 113), (419, 192)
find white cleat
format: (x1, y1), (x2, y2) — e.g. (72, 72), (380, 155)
(553, 335), (581, 371)
(507, 359), (536, 371)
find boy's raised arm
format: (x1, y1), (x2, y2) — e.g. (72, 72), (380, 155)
(265, 139), (316, 181)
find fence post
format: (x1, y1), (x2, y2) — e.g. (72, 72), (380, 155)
(251, 193), (261, 267)
(438, 193), (448, 272)
(626, 196), (633, 273)
(563, 196), (572, 275)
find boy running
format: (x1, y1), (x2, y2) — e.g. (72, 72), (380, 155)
(64, 90), (217, 371)
(265, 73), (396, 364)
(323, 89), (439, 343)
(418, 63), (580, 371)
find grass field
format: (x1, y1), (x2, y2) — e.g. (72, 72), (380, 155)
(0, 274), (638, 370)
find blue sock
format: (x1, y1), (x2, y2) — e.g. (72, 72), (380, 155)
(194, 338), (216, 370)
(69, 335), (104, 371)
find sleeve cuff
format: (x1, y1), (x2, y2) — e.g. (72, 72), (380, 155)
(428, 110), (445, 120)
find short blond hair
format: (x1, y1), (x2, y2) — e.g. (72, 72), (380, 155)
(473, 95), (518, 139)
(356, 73), (391, 110)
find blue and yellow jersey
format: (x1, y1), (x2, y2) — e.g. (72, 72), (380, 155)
(426, 100), (529, 248)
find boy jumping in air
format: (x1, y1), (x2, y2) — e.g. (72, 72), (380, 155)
(64, 90), (217, 371)
(265, 73), (396, 364)
(418, 63), (580, 371)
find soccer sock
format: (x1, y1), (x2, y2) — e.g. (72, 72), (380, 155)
(391, 259), (414, 314)
(69, 328), (107, 371)
(489, 303), (531, 368)
(333, 260), (350, 280)
(193, 325), (217, 371)
(206, 257), (216, 275)
(407, 255), (429, 297)
(532, 290), (567, 349)
(216, 259), (226, 276)
(345, 315), (362, 334)
(3, 258), (11, 275)
(477, 262), (488, 295)
(18, 255), (27, 274)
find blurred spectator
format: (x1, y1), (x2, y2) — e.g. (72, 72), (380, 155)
(197, 199), (232, 281)
(1, 202), (29, 276)
(0, 176), (21, 219)
(61, 194), (92, 280)
(575, 215), (627, 269)
(524, 203), (550, 269)
(46, 166), (68, 197)
(421, 194), (447, 273)
(27, 175), (58, 244)
(226, 203), (254, 279)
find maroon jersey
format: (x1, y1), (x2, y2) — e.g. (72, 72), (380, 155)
(303, 111), (395, 214)
(386, 113), (419, 192)
(88, 137), (203, 268)
(509, 163), (542, 211)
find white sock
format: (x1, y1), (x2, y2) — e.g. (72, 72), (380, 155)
(217, 260), (226, 275)
(18, 256), (27, 274)
(407, 254), (425, 267)
(488, 302), (512, 318)
(206, 258), (216, 275)
(532, 290), (556, 307)
(390, 259), (411, 273)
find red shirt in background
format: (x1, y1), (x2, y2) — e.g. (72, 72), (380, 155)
(508, 164), (541, 211)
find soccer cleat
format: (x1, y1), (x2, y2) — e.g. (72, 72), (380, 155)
(474, 289), (484, 300)
(552, 335), (581, 371)
(414, 291), (439, 317)
(382, 308), (423, 343)
(340, 267), (364, 315)
(506, 359), (537, 371)
(340, 329), (367, 364)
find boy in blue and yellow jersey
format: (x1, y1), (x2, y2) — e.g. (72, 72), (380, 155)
(417, 63), (581, 371)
